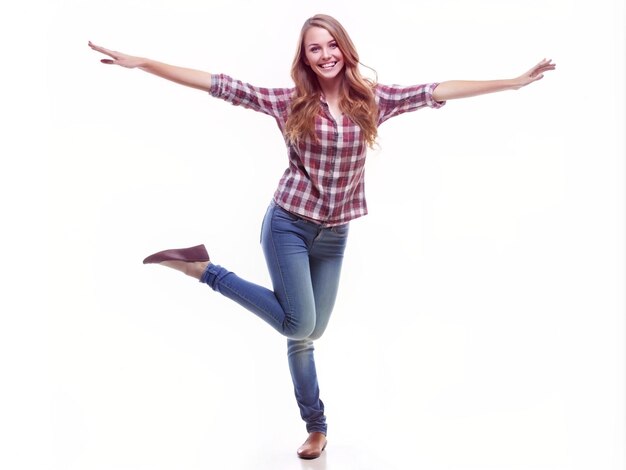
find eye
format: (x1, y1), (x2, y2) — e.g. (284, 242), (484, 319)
(310, 46), (320, 53)
(329, 42), (338, 49)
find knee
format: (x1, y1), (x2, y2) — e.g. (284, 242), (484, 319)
(285, 317), (316, 340)
(287, 317), (328, 341)
(287, 325), (316, 340)
(281, 303), (319, 339)
(307, 328), (326, 341)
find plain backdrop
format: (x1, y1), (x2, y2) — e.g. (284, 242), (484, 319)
(2, 0), (624, 469)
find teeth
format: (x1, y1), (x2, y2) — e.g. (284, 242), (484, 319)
(320, 62), (336, 69)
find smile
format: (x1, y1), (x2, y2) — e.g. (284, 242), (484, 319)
(319, 61), (338, 70)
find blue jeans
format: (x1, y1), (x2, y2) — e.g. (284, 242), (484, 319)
(200, 202), (349, 434)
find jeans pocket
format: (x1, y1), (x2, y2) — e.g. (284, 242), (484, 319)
(331, 223), (350, 236)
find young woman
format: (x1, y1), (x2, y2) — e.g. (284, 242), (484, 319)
(89, 13), (555, 460)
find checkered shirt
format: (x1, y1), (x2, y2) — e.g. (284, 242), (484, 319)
(210, 74), (445, 226)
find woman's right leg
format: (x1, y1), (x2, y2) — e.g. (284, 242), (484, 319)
(200, 203), (319, 340)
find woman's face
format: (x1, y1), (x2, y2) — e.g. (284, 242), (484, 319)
(302, 26), (345, 85)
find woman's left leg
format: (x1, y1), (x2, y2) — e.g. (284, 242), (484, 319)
(287, 223), (350, 436)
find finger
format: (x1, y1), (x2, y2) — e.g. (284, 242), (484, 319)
(100, 59), (116, 65)
(88, 41), (107, 52)
(530, 62), (554, 77)
(533, 58), (551, 71)
(537, 64), (556, 74)
(89, 42), (117, 58)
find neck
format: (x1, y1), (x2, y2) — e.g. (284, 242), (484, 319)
(318, 76), (342, 101)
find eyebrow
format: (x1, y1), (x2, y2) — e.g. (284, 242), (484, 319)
(306, 40), (337, 47)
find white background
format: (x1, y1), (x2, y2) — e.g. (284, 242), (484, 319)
(2, 0), (624, 469)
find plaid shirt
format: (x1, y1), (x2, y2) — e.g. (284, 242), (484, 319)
(210, 74), (445, 226)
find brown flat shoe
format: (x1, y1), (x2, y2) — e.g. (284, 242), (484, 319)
(297, 432), (327, 460)
(143, 244), (210, 264)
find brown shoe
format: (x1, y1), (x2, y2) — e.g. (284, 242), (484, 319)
(143, 244), (209, 264)
(297, 432), (327, 460)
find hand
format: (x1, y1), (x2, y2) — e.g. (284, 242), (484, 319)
(88, 41), (146, 68)
(513, 58), (556, 89)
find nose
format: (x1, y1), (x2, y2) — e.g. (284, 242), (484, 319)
(321, 47), (331, 59)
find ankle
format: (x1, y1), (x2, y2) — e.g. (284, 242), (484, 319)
(160, 260), (210, 280)
(187, 261), (210, 280)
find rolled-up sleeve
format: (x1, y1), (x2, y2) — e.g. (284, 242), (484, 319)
(209, 73), (292, 120)
(376, 82), (446, 125)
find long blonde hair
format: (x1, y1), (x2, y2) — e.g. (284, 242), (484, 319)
(285, 14), (378, 147)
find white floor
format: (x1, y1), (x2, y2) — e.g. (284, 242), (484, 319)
(199, 438), (404, 470)
(9, 240), (625, 470)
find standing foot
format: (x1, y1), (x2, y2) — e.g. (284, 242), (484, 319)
(297, 432), (327, 460)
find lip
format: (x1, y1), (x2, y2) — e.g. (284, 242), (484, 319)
(318, 61), (338, 70)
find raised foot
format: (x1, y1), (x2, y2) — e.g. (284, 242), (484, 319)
(143, 244), (210, 280)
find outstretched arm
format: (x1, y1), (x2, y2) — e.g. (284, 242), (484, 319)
(432, 59), (555, 102)
(88, 41), (212, 92)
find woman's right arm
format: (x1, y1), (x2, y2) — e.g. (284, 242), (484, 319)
(88, 41), (212, 92)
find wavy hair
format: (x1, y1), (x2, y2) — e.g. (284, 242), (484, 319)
(285, 14), (378, 147)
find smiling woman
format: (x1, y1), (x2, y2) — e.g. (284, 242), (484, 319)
(286, 14), (379, 147)
(303, 28), (345, 79)
(88, 12), (555, 461)
(302, 27), (344, 120)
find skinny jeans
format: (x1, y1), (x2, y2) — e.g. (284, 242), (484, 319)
(200, 201), (349, 434)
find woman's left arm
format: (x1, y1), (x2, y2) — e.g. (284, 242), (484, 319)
(432, 58), (556, 101)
